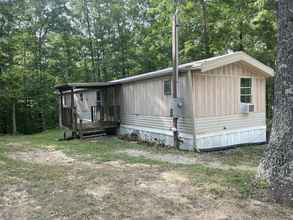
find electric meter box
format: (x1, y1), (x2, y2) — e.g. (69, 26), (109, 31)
(171, 98), (184, 118)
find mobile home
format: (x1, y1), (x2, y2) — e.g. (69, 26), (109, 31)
(55, 52), (274, 150)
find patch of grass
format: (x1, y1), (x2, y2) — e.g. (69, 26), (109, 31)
(206, 144), (265, 167)
(0, 129), (266, 199)
(0, 129), (166, 165)
(178, 164), (258, 198)
(2, 130), (292, 219)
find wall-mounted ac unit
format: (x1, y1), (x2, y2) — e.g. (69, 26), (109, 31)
(240, 103), (254, 113)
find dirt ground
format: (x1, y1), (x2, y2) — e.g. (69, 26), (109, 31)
(118, 149), (257, 172)
(1, 145), (293, 220)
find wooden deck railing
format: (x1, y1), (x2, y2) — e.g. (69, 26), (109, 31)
(61, 107), (73, 129)
(90, 105), (120, 122)
(62, 105), (120, 136)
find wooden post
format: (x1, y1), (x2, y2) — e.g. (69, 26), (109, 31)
(12, 102), (17, 135)
(100, 106), (104, 122)
(172, 9), (179, 149)
(91, 106), (94, 122)
(70, 88), (76, 136)
(59, 91), (63, 128)
(103, 88), (108, 121)
(74, 109), (78, 134)
(79, 119), (83, 139)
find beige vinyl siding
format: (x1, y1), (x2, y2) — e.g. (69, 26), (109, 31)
(120, 75), (189, 117)
(120, 78), (167, 116)
(192, 62), (266, 117)
(121, 115), (193, 134)
(195, 113), (266, 134)
(120, 62), (267, 138)
(120, 75), (193, 134)
(192, 62), (266, 136)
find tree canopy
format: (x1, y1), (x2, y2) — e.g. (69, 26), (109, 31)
(0, 0), (276, 134)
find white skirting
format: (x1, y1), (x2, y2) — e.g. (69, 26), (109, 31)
(119, 124), (266, 151)
(195, 126), (267, 150)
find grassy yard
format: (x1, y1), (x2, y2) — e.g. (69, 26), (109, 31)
(0, 129), (292, 219)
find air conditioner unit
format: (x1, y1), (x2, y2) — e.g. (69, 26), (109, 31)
(240, 103), (254, 113)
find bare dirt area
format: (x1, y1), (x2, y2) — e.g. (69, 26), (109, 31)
(1, 146), (293, 220)
(118, 149), (257, 172)
(7, 149), (75, 166)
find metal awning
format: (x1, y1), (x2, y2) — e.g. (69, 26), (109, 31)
(55, 82), (120, 92)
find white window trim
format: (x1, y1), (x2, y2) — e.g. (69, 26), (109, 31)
(240, 77), (252, 104)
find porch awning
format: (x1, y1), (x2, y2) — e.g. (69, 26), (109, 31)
(55, 82), (119, 92)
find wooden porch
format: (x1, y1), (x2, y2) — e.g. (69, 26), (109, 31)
(56, 82), (121, 139)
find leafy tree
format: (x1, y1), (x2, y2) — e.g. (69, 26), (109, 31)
(259, 0), (293, 204)
(0, 0), (277, 134)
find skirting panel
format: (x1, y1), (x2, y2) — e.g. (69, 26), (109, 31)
(196, 126), (267, 150)
(119, 124), (266, 151)
(119, 125), (194, 151)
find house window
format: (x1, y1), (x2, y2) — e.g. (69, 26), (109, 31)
(79, 93), (84, 102)
(96, 91), (101, 103)
(96, 91), (102, 109)
(240, 78), (252, 103)
(164, 80), (172, 96)
(63, 95), (71, 107)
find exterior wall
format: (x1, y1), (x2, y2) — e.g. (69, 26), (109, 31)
(119, 74), (194, 150)
(119, 62), (267, 150)
(192, 62), (267, 149)
(120, 75), (192, 134)
(195, 113), (265, 134)
(120, 76), (172, 116)
(192, 62), (266, 117)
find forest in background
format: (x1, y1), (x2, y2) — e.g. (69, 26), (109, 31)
(0, 0), (276, 134)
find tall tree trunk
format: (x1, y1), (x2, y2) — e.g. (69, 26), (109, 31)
(200, 0), (210, 57)
(12, 102), (17, 135)
(239, 21), (244, 51)
(259, 0), (293, 204)
(83, 0), (96, 81)
(41, 110), (46, 131)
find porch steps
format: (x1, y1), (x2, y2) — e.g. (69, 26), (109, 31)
(80, 129), (106, 139)
(81, 133), (107, 139)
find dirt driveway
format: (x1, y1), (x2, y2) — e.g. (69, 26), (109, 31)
(1, 145), (293, 220)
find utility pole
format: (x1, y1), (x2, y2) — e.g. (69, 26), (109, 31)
(172, 9), (179, 149)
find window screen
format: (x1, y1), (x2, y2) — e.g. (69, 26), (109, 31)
(164, 80), (172, 96)
(240, 78), (252, 103)
(96, 91), (102, 109)
(96, 91), (101, 102)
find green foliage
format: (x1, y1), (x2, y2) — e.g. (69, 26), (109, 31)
(0, 0), (276, 134)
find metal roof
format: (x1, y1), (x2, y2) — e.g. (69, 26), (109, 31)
(55, 51), (274, 91)
(109, 51), (274, 84)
